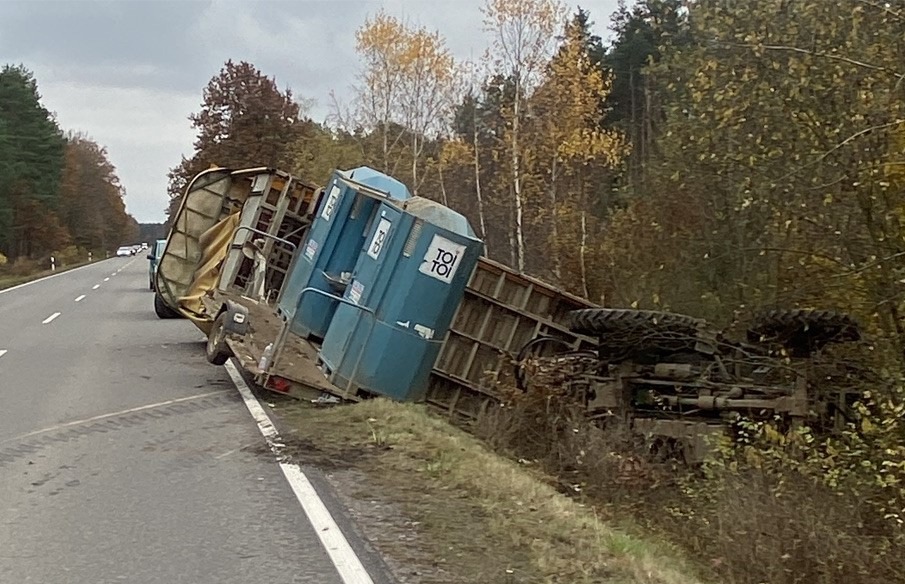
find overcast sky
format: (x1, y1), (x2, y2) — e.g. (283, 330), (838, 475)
(0, 0), (620, 223)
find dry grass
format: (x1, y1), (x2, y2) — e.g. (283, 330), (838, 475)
(276, 398), (703, 584)
(470, 386), (905, 584)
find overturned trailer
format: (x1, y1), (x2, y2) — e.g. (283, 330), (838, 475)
(156, 166), (865, 463)
(157, 166), (497, 403)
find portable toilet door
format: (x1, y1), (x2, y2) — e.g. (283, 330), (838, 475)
(317, 202), (407, 382)
(277, 168), (411, 340)
(318, 198), (483, 401)
(277, 175), (379, 339)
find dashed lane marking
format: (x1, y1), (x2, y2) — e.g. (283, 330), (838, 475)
(74, 295), (86, 302)
(92, 284), (100, 290)
(42, 312), (61, 325)
(0, 350), (7, 358)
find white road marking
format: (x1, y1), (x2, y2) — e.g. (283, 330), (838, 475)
(0, 261), (104, 295)
(92, 284), (100, 290)
(0, 390), (230, 445)
(103, 277), (109, 282)
(42, 312), (61, 324)
(224, 361), (375, 584)
(74, 295), (86, 302)
(0, 349), (7, 358)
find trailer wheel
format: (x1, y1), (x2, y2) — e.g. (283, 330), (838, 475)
(205, 312), (232, 366)
(154, 293), (180, 319)
(567, 308), (716, 363)
(746, 309), (861, 357)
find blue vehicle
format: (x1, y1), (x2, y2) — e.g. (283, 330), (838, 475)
(147, 239), (167, 290)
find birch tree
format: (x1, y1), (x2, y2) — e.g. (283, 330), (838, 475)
(351, 12), (458, 194)
(351, 10), (409, 174)
(398, 27), (457, 194)
(482, 0), (565, 272)
(532, 12), (627, 295)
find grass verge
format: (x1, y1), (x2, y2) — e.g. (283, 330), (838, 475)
(0, 259), (101, 291)
(275, 398), (703, 584)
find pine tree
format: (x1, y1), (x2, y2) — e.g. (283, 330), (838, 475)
(0, 64), (66, 258)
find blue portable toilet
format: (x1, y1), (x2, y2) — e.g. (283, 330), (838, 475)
(318, 196), (484, 401)
(277, 167), (411, 339)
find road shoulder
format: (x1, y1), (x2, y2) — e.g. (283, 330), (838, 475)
(270, 397), (703, 584)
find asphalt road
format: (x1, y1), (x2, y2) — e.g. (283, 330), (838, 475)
(0, 257), (372, 583)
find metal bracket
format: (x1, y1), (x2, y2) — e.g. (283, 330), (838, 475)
(222, 300), (250, 336)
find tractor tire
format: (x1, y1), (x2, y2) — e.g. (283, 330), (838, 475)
(205, 312), (232, 366)
(567, 308), (716, 363)
(568, 308), (707, 337)
(746, 309), (861, 357)
(154, 293), (181, 319)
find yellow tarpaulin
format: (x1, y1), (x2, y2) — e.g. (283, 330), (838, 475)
(177, 212), (241, 330)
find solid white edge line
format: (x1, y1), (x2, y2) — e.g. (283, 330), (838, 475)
(224, 361), (375, 584)
(0, 349), (7, 358)
(42, 312), (61, 324)
(0, 260), (107, 295)
(1, 389), (229, 445)
(74, 295), (86, 302)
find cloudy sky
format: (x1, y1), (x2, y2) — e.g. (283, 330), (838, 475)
(0, 0), (620, 223)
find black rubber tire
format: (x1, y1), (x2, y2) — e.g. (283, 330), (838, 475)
(746, 309), (861, 356)
(567, 308), (715, 364)
(568, 308), (707, 337)
(205, 312), (232, 365)
(154, 293), (180, 319)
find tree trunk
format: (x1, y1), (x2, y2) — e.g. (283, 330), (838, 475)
(472, 113), (488, 254)
(549, 156), (561, 281)
(382, 118), (390, 173)
(437, 157), (448, 206)
(508, 189), (517, 267)
(512, 79), (525, 273)
(412, 134), (419, 196)
(629, 69), (638, 191)
(579, 172), (589, 298)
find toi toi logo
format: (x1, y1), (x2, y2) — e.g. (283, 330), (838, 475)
(429, 248), (459, 277)
(420, 234), (467, 284)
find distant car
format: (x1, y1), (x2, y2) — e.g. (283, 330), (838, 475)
(147, 239), (167, 290)
(116, 246), (133, 257)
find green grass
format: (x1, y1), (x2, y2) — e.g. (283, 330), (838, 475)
(276, 398), (704, 584)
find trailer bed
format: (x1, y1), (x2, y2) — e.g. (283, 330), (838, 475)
(209, 292), (339, 399)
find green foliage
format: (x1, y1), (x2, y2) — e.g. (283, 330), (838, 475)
(600, 1), (905, 345)
(0, 66), (136, 261)
(291, 124), (374, 185)
(59, 133), (137, 252)
(0, 64), (66, 258)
